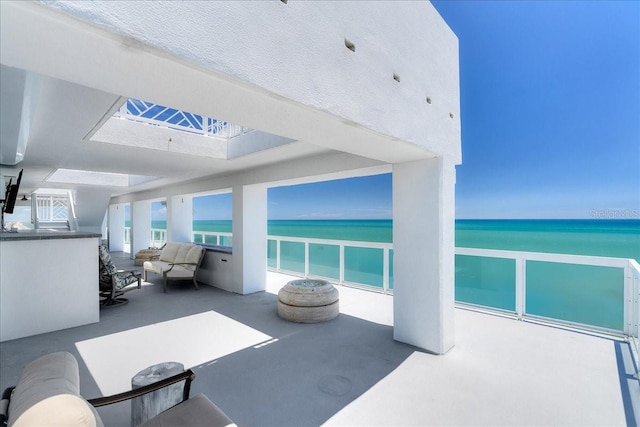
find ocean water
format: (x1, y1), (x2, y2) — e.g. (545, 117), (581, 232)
(180, 219), (639, 331)
(455, 219), (639, 260)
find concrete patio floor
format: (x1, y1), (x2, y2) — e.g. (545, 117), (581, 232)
(0, 253), (637, 426)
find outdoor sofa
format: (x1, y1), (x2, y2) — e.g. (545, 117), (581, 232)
(143, 242), (205, 293)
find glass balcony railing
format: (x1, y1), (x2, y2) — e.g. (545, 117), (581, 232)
(266, 236), (638, 340)
(124, 226), (166, 248)
(267, 235), (394, 293)
(122, 227), (639, 355)
(455, 247), (639, 338)
(193, 231), (233, 247)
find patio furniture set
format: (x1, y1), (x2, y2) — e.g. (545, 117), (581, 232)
(81, 242), (340, 425)
(98, 242), (205, 306)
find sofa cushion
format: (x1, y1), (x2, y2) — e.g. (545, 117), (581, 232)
(143, 260), (173, 275)
(8, 352), (103, 427)
(143, 260), (196, 279)
(139, 394), (236, 427)
(159, 243), (181, 263)
(185, 245), (204, 265)
(174, 244), (191, 264)
(165, 267), (199, 279)
(173, 245), (203, 271)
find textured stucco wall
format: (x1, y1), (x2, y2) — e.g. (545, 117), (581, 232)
(38, 0), (461, 162)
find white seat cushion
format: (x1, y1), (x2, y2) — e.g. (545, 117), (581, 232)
(139, 394), (236, 427)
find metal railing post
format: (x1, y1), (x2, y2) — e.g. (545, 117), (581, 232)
(635, 269), (640, 340)
(624, 262), (639, 339)
(339, 244), (345, 285)
(624, 264), (631, 337)
(383, 248), (390, 293)
(515, 257), (526, 320)
(304, 242), (309, 278)
(276, 239), (281, 272)
(628, 260), (640, 376)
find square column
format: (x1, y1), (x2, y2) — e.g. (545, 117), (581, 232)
(392, 157), (456, 354)
(108, 203), (126, 252)
(231, 183), (267, 295)
(132, 200), (152, 255)
(167, 195), (193, 243)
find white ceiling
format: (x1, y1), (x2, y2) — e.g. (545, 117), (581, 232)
(0, 66), (332, 198)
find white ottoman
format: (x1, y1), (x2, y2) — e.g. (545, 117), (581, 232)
(277, 279), (339, 323)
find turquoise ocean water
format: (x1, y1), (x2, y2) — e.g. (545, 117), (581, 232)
(177, 219), (639, 331)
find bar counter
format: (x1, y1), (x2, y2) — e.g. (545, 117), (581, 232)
(0, 230), (102, 341)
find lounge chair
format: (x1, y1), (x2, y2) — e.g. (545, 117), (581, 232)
(98, 244), (141, 307)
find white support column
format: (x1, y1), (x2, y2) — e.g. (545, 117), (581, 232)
(167, 194), (193, 243)
(108, 203), (125, 252)
(392, 157), (456, 354)
(232, 183), (267, 295)
(132, 200), (152, 255)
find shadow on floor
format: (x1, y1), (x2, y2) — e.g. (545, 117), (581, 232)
(614, 340), (640, 427)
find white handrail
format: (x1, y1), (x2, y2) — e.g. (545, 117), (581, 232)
(456, 247), (630, 268)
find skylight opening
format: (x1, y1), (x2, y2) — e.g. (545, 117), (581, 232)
(117, 98), (253, 140)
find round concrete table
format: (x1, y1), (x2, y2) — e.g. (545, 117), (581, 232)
(277, 279), (339, 323)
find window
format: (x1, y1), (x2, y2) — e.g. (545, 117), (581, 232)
(192, 193), (233, 246)
(36, 195), (69, 222)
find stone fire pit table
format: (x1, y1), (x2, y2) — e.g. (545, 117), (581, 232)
(277, 279), (339, 323)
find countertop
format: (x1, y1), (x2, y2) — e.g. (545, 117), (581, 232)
(0, 229), (102, 241)
(197, 243), (233, 254)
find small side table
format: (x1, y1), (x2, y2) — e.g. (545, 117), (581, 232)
(131, 362), (185, 426)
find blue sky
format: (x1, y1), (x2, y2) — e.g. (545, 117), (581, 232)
(267, 0), (640, 220)
(187, 176), (393, 221)
(269, 175), (392, 220)
(192, 193), (232, 220)
(435, 0), (640, 219)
